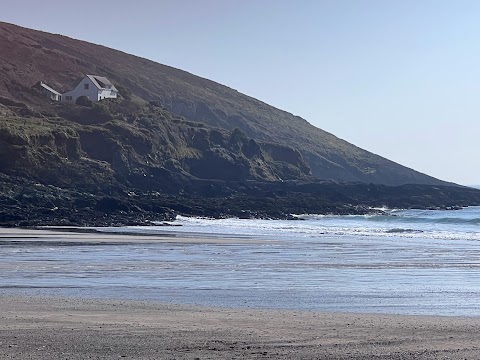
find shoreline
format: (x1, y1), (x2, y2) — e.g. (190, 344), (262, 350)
(2, 228), (480, 358)
(2, 295), (480, 359)
(2, 226), (480, 318)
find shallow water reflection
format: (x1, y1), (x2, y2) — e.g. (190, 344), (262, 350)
(1, 229), (480, 316)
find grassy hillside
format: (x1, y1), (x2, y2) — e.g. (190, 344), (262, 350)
(0, 21), (451, 186)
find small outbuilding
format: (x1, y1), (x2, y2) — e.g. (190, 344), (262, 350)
(35, 81), (62, 101)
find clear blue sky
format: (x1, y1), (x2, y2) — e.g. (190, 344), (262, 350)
(2, 0), (479, 185)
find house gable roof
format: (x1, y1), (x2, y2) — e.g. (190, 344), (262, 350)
(86, 75), (118, 92)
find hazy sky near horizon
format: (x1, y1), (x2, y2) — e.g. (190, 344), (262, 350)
(2, 0), (479, 185)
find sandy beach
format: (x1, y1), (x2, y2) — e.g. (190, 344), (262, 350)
(2, 228), (480, 359)
(1, 295), (480, 359)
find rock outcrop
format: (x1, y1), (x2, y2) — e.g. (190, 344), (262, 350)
(0, 99), (312, 189)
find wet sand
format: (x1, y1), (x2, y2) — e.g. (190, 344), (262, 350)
(2, 228), (480, 359)
(1, 295), (480, 359)
(0, 227), (269, 244)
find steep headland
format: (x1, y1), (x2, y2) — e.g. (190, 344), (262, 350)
(0, 21), (451, 186)
(1, 22), (479, 226)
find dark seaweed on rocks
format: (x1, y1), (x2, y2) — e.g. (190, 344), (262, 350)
(1, 171), (480, 227)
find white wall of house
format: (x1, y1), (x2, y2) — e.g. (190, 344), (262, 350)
(62, 77), (99, 103)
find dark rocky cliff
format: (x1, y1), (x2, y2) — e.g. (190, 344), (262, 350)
(1, 95), (479, 227)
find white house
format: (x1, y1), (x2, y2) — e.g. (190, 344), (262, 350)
(62, 75), (118, 103)
(35, 81), (62, 101)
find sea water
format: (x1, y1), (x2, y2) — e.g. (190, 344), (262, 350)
(1, 206), (480, 316)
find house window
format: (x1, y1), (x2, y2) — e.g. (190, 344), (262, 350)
(66, 96), (72, 101)
(84, 83), (89, 90)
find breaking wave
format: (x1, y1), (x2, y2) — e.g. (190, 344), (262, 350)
(102, 206), (480, 242)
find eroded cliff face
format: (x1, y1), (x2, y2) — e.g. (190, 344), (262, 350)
(0, 98), (312, 192)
